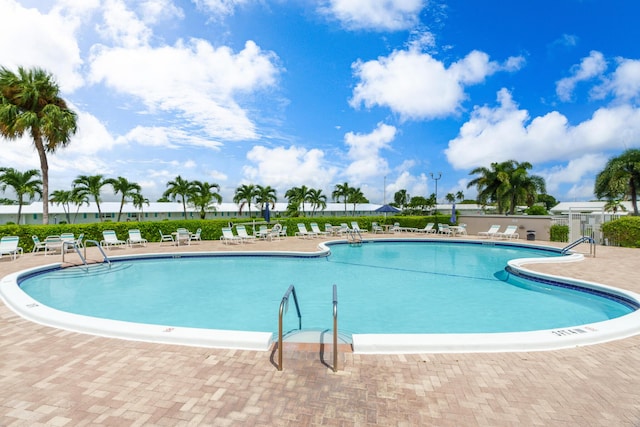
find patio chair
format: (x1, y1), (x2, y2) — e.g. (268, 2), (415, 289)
(32, 235), (47, 253)
(496, 225), (520, 240)
(437, 223), (452, 236)
(478, 224), (501, 238)
(190, 228), (202, 242)
(371, 222), (384, 234)
(101, 230), (127, 249)
(220, 227), (242, 245)
(44, 235), (64, 255)
(351, 221), (367, 233)
(0, 236), (23, 260)
(236, 225), (256, 243)
(175, 229), (191, 246)
(295, 223), (317, 239)
(127, 229), (148, 247)
(159, 230), (174, 246)
(414, 223), (435, 233)
(310, 222), (330, 236)
(278, 225), (288, 238)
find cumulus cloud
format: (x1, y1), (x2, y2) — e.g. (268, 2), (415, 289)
(96, 0), (152, 48)
(118, 126), (223, 149)
(592, 57), (640, 102)
(242, 145), (338, 190)
(344, 123), (396, 184)
(556, 50), (607, 101)
(320, 0), (425, 31)
(193, 0), (251, 18)
(350, 49), (524, 120)
(538, 153), (608, 195)
(138, 0), (184, 24)
(89, 39), (280, 141)
(445, 88), (640, 170)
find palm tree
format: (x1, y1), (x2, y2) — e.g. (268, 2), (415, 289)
(255, 185), (277, 212)
(70, 187), (90, 223)
(394, 189), (409, 211)
(467, 162), (512, 214)
(455, 191), (464, 202)
(347, 187), (368, 216)
(595, 148), (640, 215)
(604, 198), (627, 214)
(0, 66), (78, 224)
(49, 189), (73, 224)
(506, 162), (546, 214)
(233, 184), (258, 216)
(332, 182), (352, 214)
(131, 192), (150, 220)
(445, 193), (456, 203)
(0, 167), (42, 224)
(106, 176), (142, 222)
(285, 185), (313, 215)
(73, 174), (109, 221)
(163, 175), (193, 219)
(188, 180), (222, 219)
(308, 188), (327, 216)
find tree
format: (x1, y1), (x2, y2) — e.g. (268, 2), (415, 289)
(455, 191), (464, 202)
(49, 189), (73, 224)
(0, 167), (42, 224)
(506, 162), (546, 214)
(308, 188), (327, 216)
(131, 192), (150, 219)
(595, 149), (640, 215)
(163, 175), (193, 218)
(285, 185), (312, 215)
(255, 185), (277, 211)
(106, 176), (142, 222)
(0, 66), (77, 224)
(332, 182), (352, 214)
(73, 174), (109, 221)
(445, 193), (456, 203)
(536, 194), (558, 211)
(188, 180), (222, 219)
(347, 187), (368, 215)
(233, 184), (258, 216)
(393, 189), (409, 211)
(70, 187), (90, 223)
(604, 198), (627, 214)
(467, 162), (512, 213)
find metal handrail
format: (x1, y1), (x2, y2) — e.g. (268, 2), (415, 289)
(347, 228), (362, 243)
(332, 284), (338, 372)
(278, 285), (301, 371)
(61, 241), (88, 270)
(561, 235), (596, 257)
(84, 239), (112, 265)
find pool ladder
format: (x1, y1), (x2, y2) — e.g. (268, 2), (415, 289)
(346, 229), (363, 246)
(561, 235), (596, 257)
(62, 239), (111, 269)
(277, 284), (339, 372)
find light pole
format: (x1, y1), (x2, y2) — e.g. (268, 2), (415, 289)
(430, 172), (442, 209)
(383, 175), (387, 204)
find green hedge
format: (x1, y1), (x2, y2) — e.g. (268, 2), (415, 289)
(549, 224), (569, 242)
(0, 215), (442, 252)
(601, 216), (640, 248)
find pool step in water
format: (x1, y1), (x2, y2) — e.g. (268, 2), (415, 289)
(283, 328), (352, 344)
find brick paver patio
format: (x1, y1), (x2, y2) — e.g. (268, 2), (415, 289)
(1, 234), (638, 426)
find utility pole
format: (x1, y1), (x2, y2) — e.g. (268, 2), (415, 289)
(430, 172), (442, 207)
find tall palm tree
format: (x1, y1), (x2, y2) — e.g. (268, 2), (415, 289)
(255, 185), (277, 211)
(106, 176), (142, 222)
(467, 161), (514, 214)
(131, 192), (150, 220)
(0, 167), (42, 224)
(394, 189), (409, 211)
(49, 189), (72, 224)
(70, 187), (90, 224)
(506, 162), (546, 214)
(347, 187), (368, 216)
(73, 174), (109, 221)
(163, 175), (193, 218)
(233, 184), (258, 216)
(595, 148), (640, 215)
(0, 66), (78, 224)
(285, 185), (313, 215)
(308, 188), (327, 216)
(188, 180), (222, 219)
(332, 182), (352, 214)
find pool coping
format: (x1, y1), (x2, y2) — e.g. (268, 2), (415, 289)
(1, 239), (639, 354)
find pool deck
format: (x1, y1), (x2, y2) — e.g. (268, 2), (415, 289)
(1, 233), (639, 426)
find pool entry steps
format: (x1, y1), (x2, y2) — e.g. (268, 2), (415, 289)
(562, 235), (596, 257)
(277, 284), (340, 372)
(346, 229), (363, 246)
(61, 239), (111, 271)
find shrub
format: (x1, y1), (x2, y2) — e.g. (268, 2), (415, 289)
(601, 216), (640, 248)
(524, 205), (548, 215)
(549, 224), (569, 242)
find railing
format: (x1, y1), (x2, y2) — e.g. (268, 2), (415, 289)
(561, 235), (596, 257)
(332, 284), (338, 373)
(278, 285), (301, 371)
(346, 228), (362, 244)
(85, 240), (112, 265)
(61, 241), (87, 268)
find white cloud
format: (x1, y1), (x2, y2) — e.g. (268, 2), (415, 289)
(118, 126), (223, 149)
(350, 49), (524, 120)
(320, 0), (425, 31)
(445, 88), (640, 170)
(556, 50), (607, 101)
(538, 153), (608, 195)
(193, 0), (251, 18)
(138, 0), (184, 24)
(0, 0), (86, 92)
(344, 122), (396, 183)
(593, 57), (640, 102)
(89, 39), (280, 141)
(243, 145), (338, 191)
(96, 0), (152, 48)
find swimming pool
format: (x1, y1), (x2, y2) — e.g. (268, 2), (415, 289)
(2, 240), (640, 353)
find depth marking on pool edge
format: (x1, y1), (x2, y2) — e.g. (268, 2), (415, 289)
(551, 326), (598, 336)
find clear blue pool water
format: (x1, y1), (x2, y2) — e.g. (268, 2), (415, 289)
(19, 241), (634, 336)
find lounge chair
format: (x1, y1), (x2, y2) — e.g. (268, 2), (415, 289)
(496, 225), (520, 240)
(371, 222), (384, 234)
(159, 230), (174, 246)
(351, 221), (367, 233)
(478, 224), (501, 238)
(0, 236), (23, 260)
(264, 223), (283, 241)
(455, 223), (468, 236)
(175, 229), (191, 246)
(127, 229), (148, 247)
(44, 235), (64, 255)
(236, 225), (256, 243)
(414, 223), (435, 234)
(310, 222), (330, 236)
(279, 225), (288, 238)
(101, 230), (126, 249)
(220, 227), (242, 244)
(437, 223), (452, 236)
(295, 223), (317, 239)
(190, 228), (202, 242)
(32, 235), (47, 253)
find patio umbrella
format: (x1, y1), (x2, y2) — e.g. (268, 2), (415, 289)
(264, 202), (271, 223)
(374, 204), (400, 213)
(450, 202), (456, 224)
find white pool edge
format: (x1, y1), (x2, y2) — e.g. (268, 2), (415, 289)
(2, 242), (639, 354)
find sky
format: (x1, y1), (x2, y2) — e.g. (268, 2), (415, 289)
(1, 0), (640, 206)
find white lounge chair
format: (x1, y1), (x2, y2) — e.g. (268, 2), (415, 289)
(127, 229), (148, 247)
(101, 230), (126, 249)
(295, 223), (317, 239)
(496, 225), (520, 240)
(351, 221), (367, 233)
(264, 223), (283, 241)
(371, 222), (384, 234)
(0, 236), (23, 260)
(438, 223), (452, 236)
(236, 225), (256, 243)
(190, 228), (202, 242)
(220, 227), (242, 244)
(159, 230), (174, 246)
(44, 235), (63, 255)
(478, 224), (501, 238)
(310, 222), (329, 236)
(415, 223), (435, 234)
(32, 235), (47, 253)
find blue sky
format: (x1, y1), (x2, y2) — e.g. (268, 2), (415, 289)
(2, 0), (640, 205)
